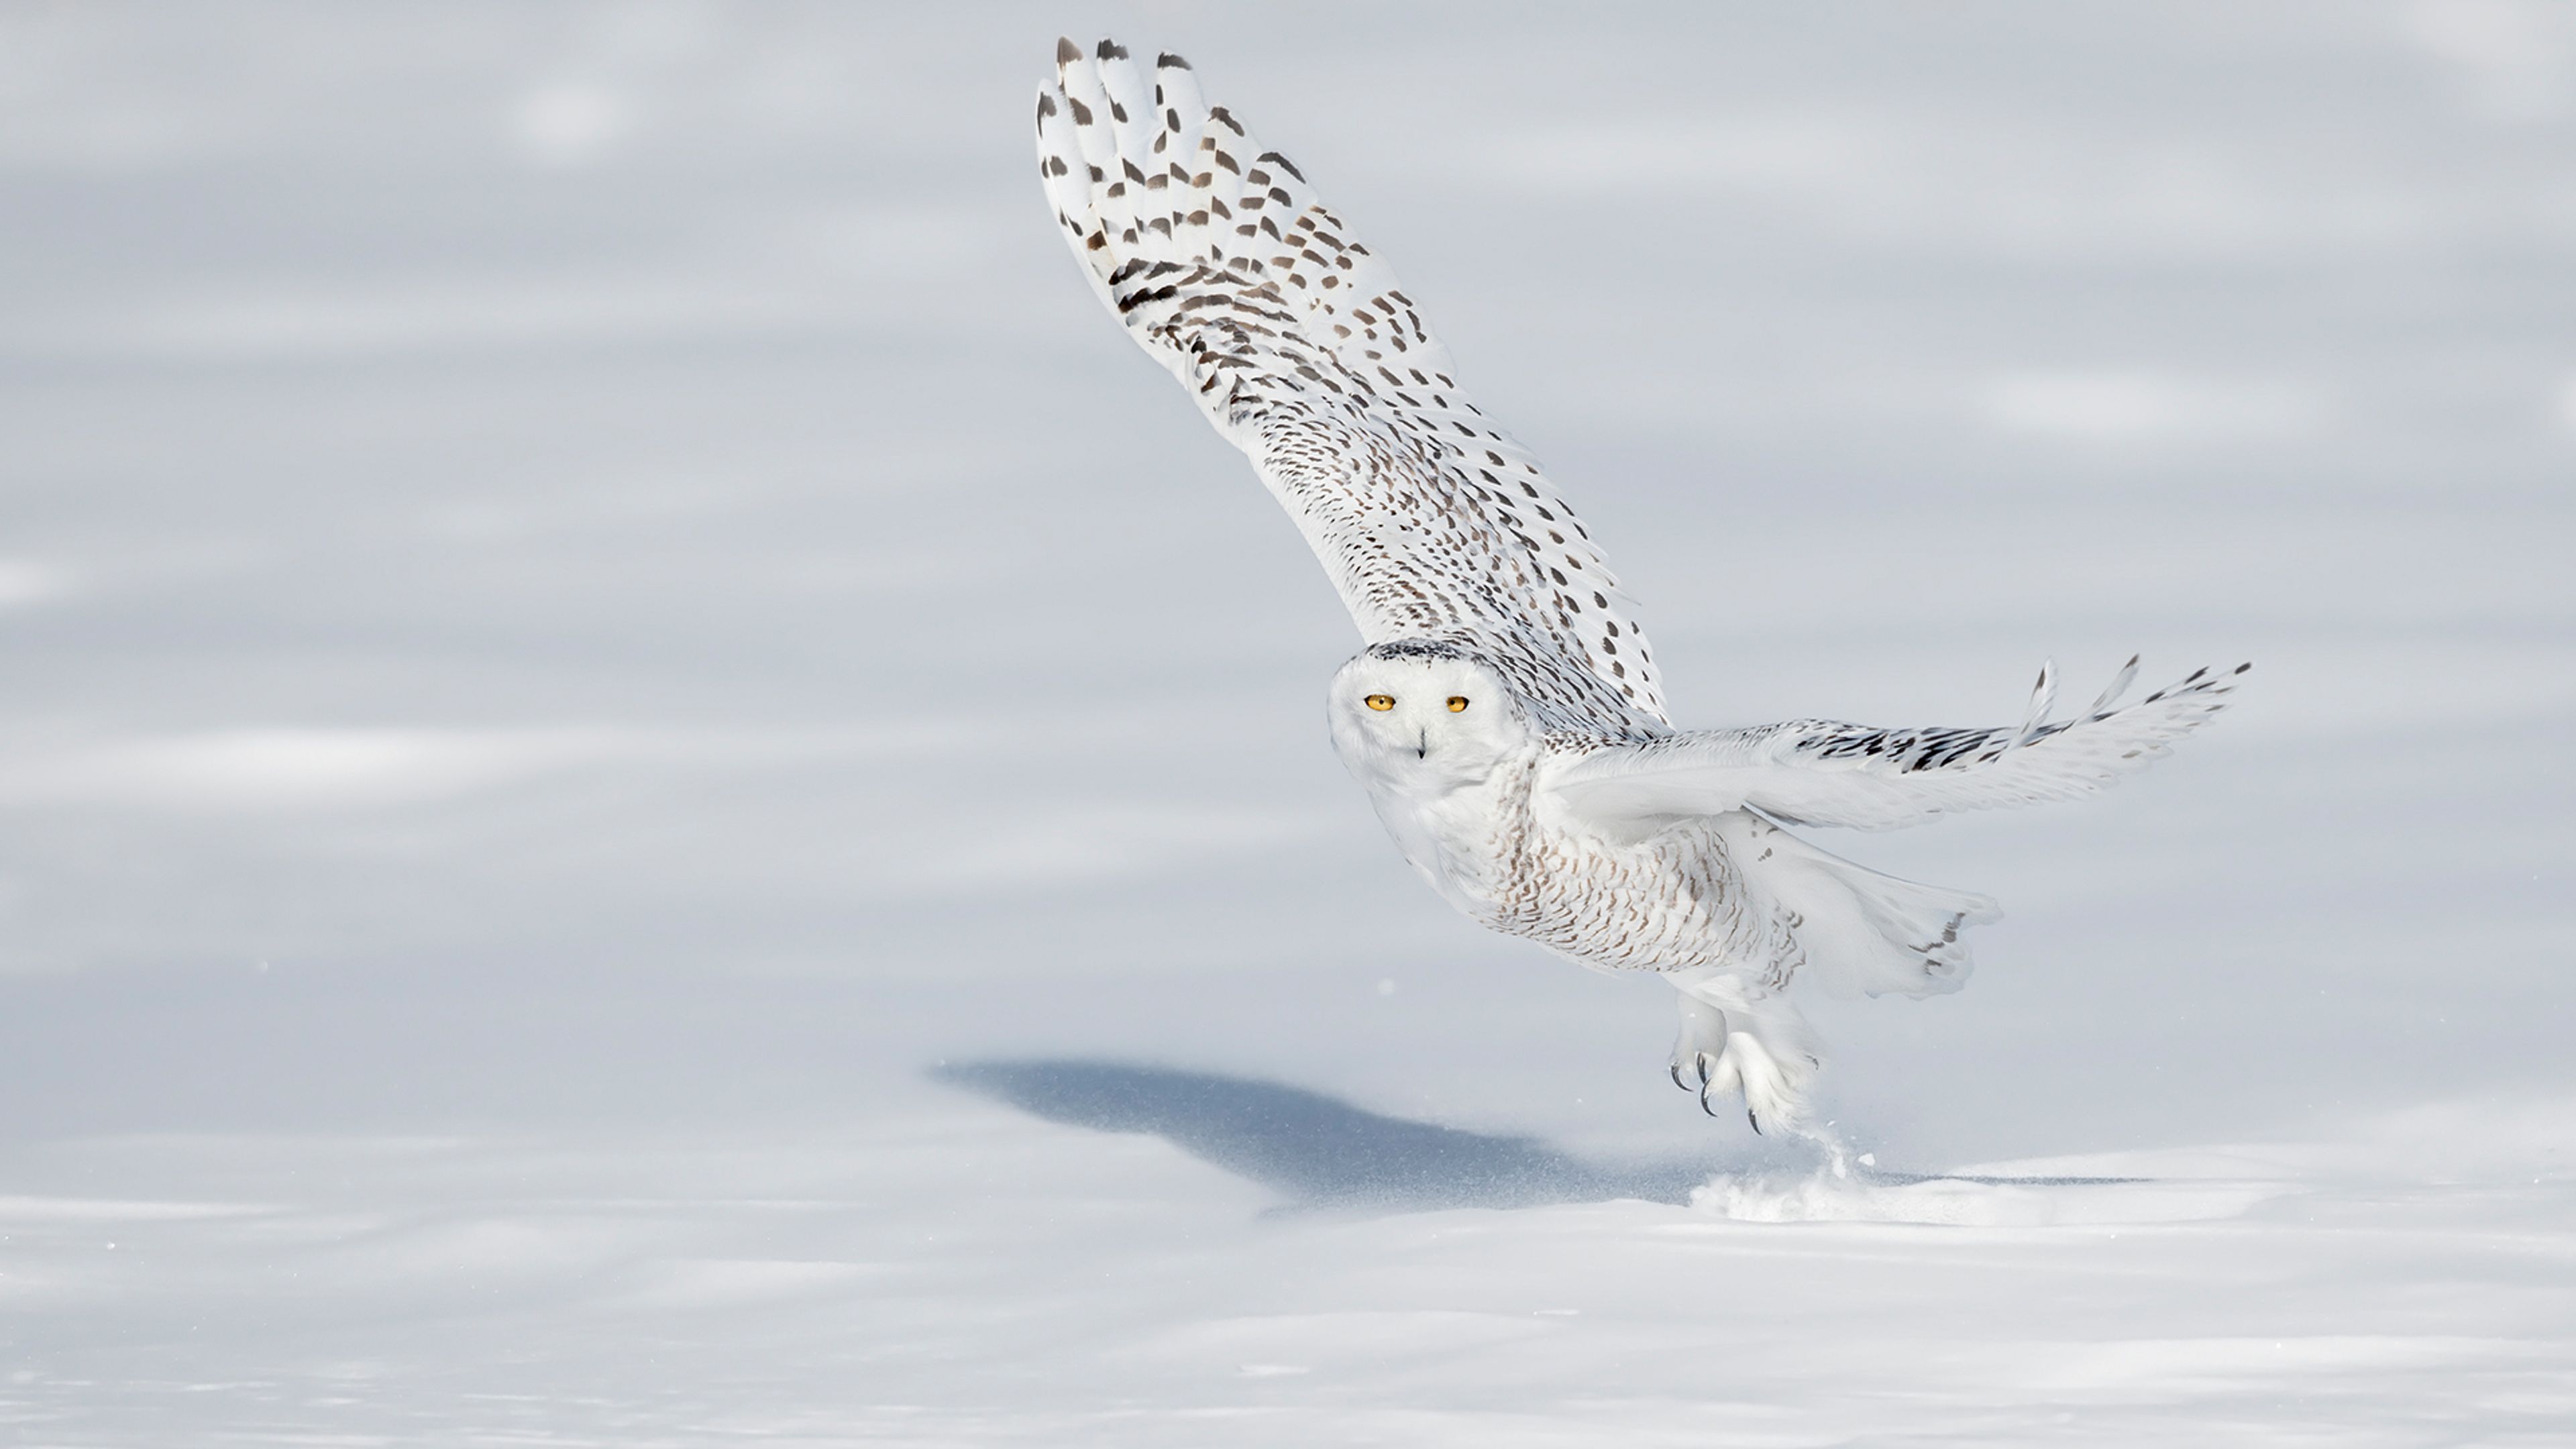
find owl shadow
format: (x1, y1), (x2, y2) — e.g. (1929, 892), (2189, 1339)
(932, 1058), (1717, 1210)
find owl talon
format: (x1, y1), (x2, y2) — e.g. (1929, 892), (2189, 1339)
(1669, 987), (1815, 1132)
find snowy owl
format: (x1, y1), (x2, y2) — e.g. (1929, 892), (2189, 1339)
(1033, 39), (2245, 1130)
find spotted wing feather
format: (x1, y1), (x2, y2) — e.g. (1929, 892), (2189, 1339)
(1549, 660), (2249, 831)
(1036, 38), (1667, 737)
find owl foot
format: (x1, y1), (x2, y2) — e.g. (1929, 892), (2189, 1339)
(1668, 991), (1817, 1132)
(1669, 992), (1731, 1095)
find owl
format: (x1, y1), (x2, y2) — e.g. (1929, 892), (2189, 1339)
(1035, 39), (2243, 1128)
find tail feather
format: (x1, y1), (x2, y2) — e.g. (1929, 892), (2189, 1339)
(1719, 814), (2000, 1000)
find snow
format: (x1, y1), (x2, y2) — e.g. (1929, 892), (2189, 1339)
(3, 3), (2571, 1443)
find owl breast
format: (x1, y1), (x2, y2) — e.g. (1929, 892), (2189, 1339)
(1364, 751), (1795, 983)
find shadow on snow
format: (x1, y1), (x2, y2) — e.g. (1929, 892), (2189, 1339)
(934, 1058), (2147, 1211)
(933, 1057), (1717, 1210)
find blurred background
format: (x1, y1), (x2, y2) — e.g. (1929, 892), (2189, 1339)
(1, 1), (2572, 1434)
(7, 0), (2573, 1143)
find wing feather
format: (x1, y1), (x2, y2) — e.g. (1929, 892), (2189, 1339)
(1547, 660), (2249, 832)
(1037, 39), (1667, 737)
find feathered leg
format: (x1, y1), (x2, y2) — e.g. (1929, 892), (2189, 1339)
(1666, 971), (1821, 1132)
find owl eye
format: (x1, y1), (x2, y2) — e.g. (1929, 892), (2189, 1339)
(1446, 696), (1470, 712)
(1364, 694), (1395, 712)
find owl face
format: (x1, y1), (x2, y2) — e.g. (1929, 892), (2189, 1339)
(1326, 647), (1532, 790)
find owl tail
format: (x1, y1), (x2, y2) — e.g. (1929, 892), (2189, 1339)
(1718, 813), (2001, 1000)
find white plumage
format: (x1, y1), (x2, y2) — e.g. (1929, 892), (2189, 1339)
(1035, 39), (2247, 1130)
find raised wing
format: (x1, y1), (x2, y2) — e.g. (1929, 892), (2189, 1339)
(1548, 659), (2249, 832)
(1035, 39), (1667, 737)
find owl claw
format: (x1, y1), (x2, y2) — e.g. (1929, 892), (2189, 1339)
(1669, 994), (1816, 1132)
(1668, 1049), (1719, 1095)
(1670, 994), (1813, 1130)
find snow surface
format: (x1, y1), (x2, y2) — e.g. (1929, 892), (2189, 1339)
(3, 2), (2573, 1443)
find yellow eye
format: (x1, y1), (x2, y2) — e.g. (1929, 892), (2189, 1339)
(1364, 694), (1395, 712)
(1446, 696), (1470, 712)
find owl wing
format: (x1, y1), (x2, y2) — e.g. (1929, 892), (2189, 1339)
(1036, 39), (1668, 737)
(1546, 659), (2248, 832)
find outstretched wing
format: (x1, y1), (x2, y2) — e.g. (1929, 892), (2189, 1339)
(1547, 659), (2249, 832)
(1035, 38), (1667, 738)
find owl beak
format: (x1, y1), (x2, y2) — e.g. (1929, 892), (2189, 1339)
(1415, 729), (1428, 759)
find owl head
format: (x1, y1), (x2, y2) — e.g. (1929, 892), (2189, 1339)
(1327, 641), (1534, 788)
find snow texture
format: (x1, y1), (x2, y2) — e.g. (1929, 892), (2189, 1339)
(2, 3), (2573, 1444)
